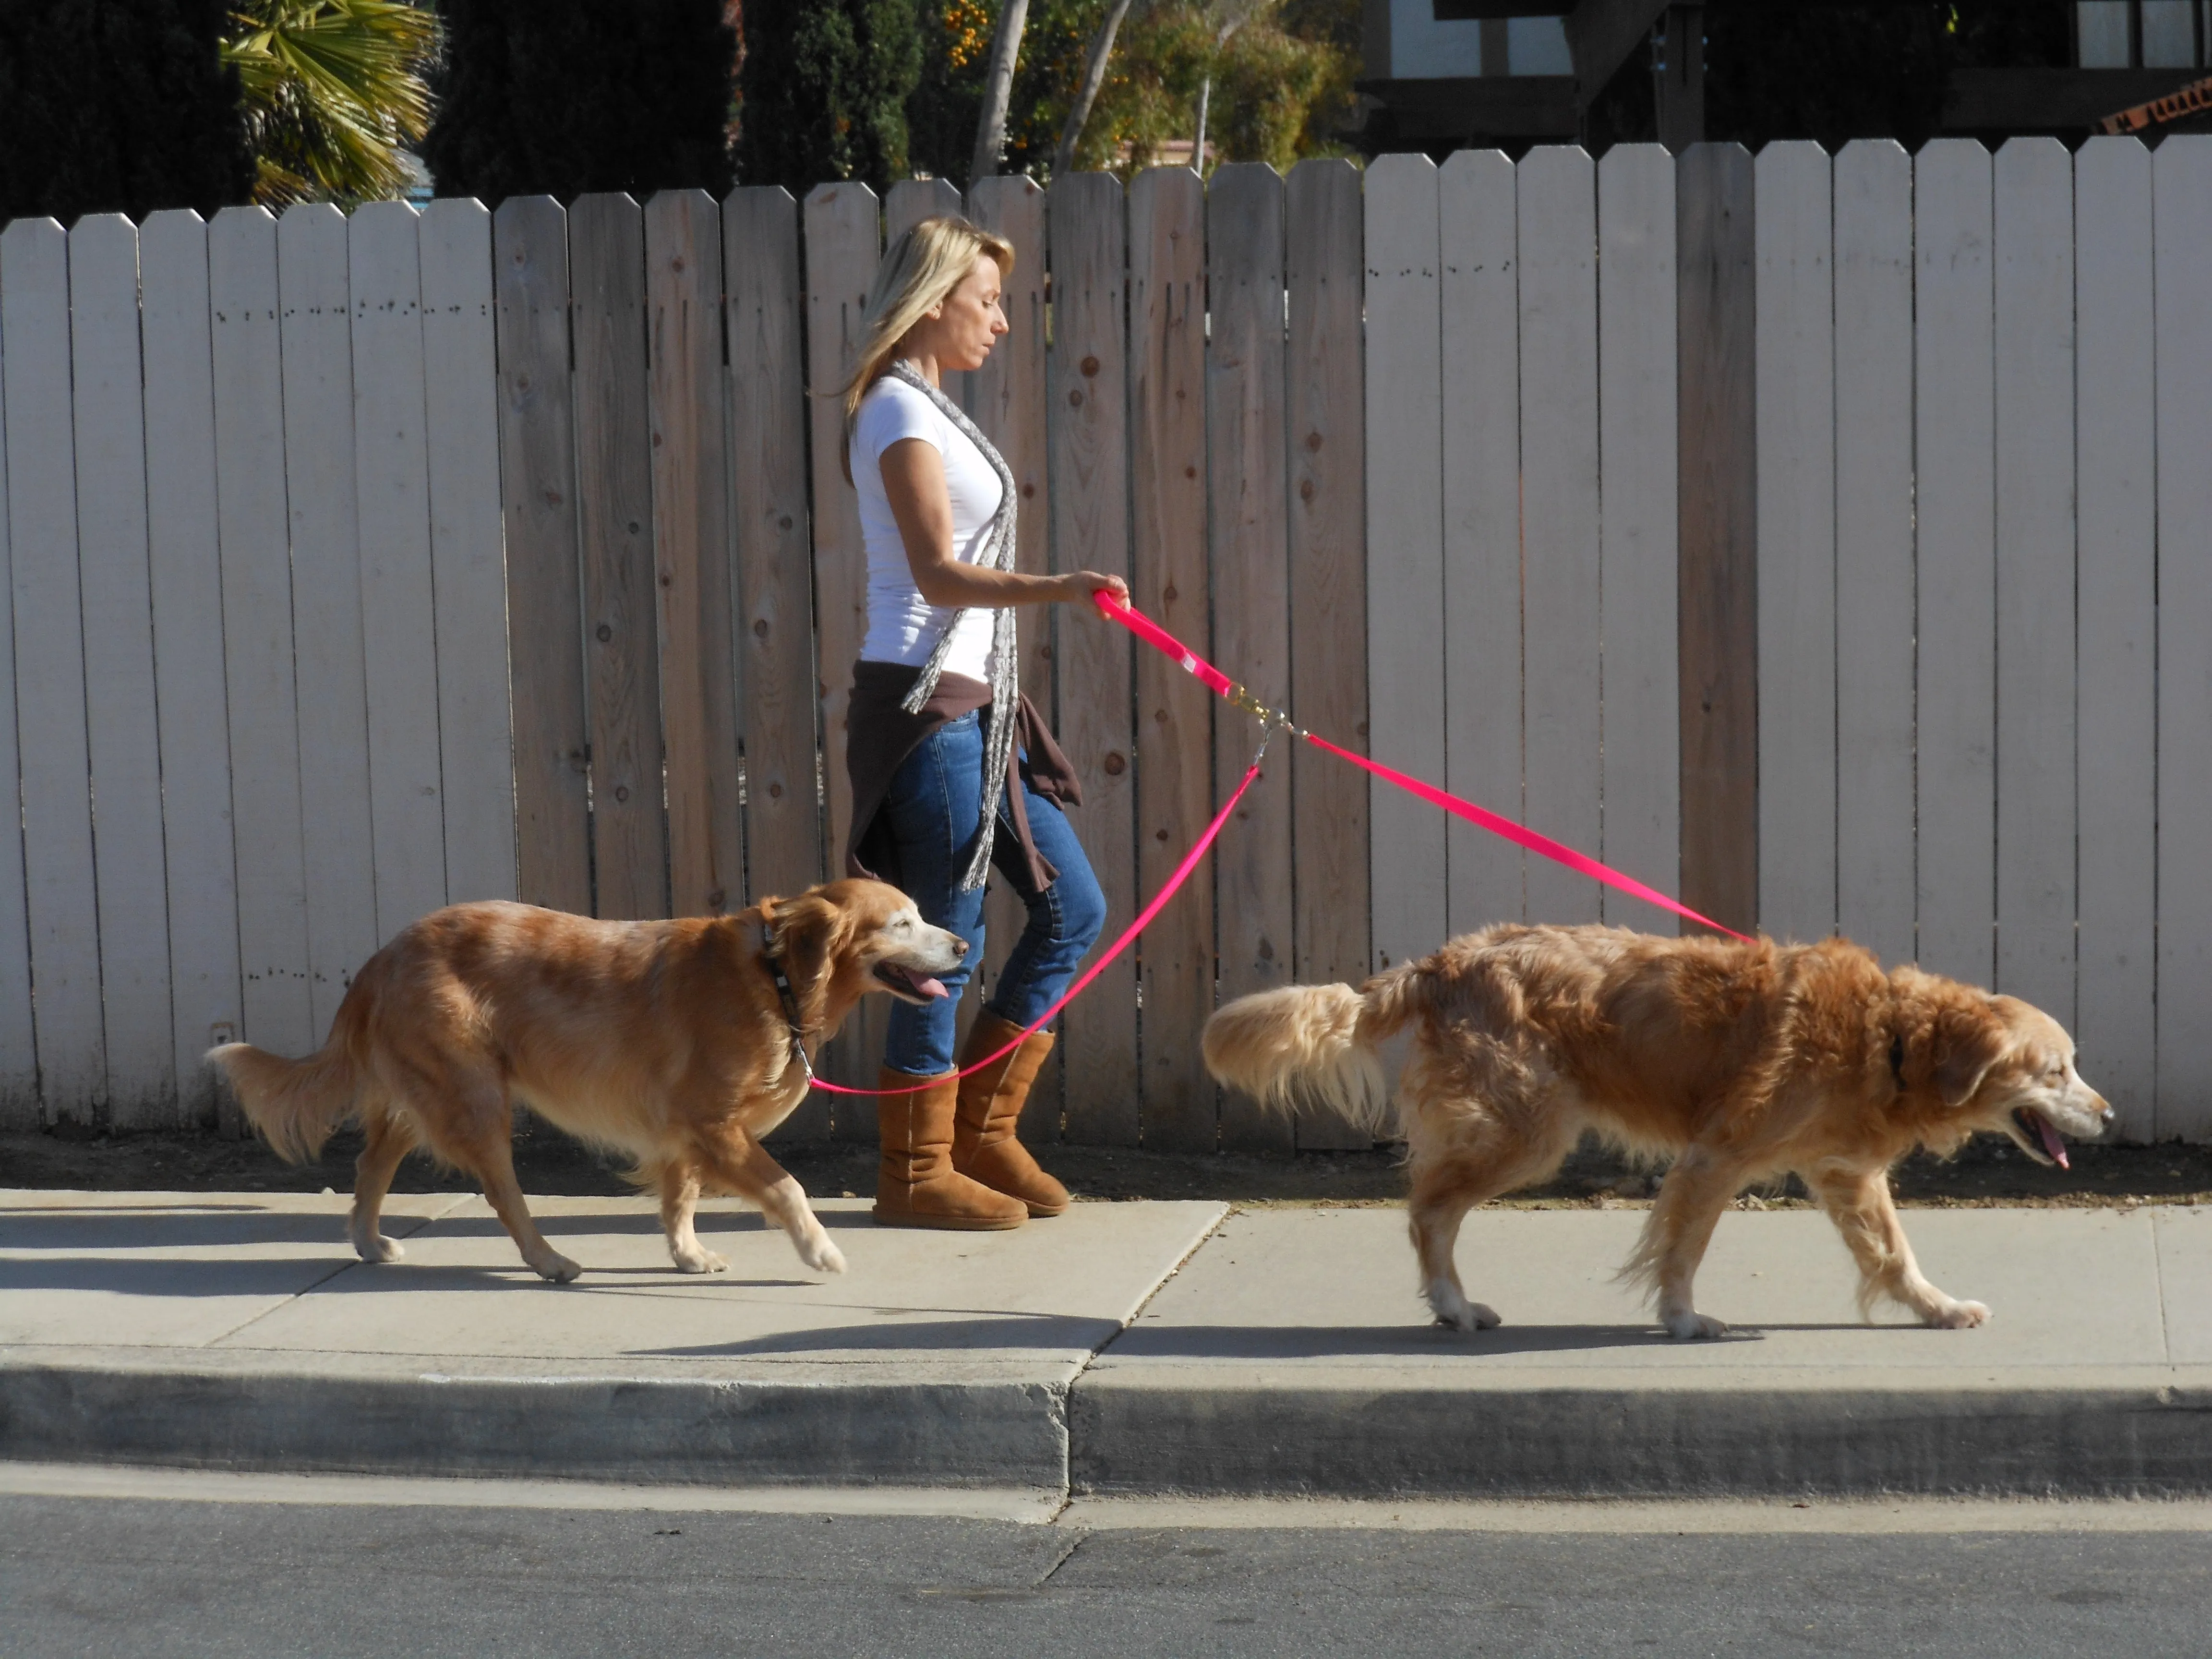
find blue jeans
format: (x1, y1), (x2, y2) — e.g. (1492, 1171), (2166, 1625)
(880, 710), (1108, 1075)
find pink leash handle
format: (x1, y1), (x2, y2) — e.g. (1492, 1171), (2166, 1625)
(1094, 589), (1752, 944)
(799, 760), (1265, 1096)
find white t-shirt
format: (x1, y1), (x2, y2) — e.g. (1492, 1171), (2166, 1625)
(853, 374), (1002, 681)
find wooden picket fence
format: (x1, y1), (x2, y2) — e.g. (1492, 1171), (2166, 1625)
(0, 137), (2207, 1148)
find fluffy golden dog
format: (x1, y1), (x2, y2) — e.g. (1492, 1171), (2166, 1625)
(209, 879), (966, 1282)
(1203, 926), (2112, 1339)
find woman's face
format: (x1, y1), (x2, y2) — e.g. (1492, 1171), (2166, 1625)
(916, 253), (1008, 373)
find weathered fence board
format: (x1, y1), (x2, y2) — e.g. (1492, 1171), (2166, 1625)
(968, 174), (1059, 1126)
(279, 204), (380, 1036)
(350, 202), (450, 944)
(1047, 171), (1141, 1146)
(1365, 153), (1448, 965)
(2073, 136), (2159, 1138)
(493, 196), (592, 916)
(1127, 165), (1215, 1150)
(570, 194), (669, 921)
(1519, 146), (1603, 928)
(725, 184), (826, 1137)
(70, 214), (174, 1123)
(2155, 134), (2212, 1142)
(4, 217), (107, 1116)
(1676, 144), (1759, 938)
(141, 208), (242, 1125)
(884, 177), (962, 244)
(1913, 139), (1998, 989)
(801, 181), (881, 1108)
(1597, 144), (1680, 937)
(1438, 149), (1522, 937)
(420, 197), (517, 907)
(1830, 140), (1917, 970)
(1753, 142), (1835, 945)
(209, 206), (313, 1076)
(647, 188), (743, 921)
(1206, 163), (1295, 1155)
(724, 187), (821, 900)
(1992, 139), (2078, 1026)
(0, 233), (40, 1121)
(1285, 157), (1369, 1151)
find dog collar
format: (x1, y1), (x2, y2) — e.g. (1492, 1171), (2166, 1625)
(759, 922), (818, 1087)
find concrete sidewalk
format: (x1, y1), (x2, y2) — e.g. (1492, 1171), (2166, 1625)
(2, 1190), (2208, 1500)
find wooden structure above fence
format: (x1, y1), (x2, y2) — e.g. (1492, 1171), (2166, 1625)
(1, 140), (2208, 1147)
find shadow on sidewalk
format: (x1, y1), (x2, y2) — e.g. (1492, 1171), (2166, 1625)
(643, 1312), (1124, 1357)
(1094, 1322), (1765, 1358)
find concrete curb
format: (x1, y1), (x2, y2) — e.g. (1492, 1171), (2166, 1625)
(0, 1363), (1069, 1491)
(1068, 1379), (2212, 1500)
(12, 1364), (2212, 1500)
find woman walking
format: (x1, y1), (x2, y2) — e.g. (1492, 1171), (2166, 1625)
(840, 216), (1127, 1231)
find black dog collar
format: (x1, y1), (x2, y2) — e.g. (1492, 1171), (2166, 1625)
(760, 923), (818, 1086)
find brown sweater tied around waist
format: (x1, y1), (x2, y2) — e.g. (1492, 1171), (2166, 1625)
(843, 660), (1081, 897)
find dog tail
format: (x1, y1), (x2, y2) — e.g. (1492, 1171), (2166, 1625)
(1202, 967), (1424, 1139)
(206, 989), (371, 1164)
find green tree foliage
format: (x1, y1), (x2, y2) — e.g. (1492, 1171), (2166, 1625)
(424, 0), (737, 202)
(0, 0), (254, 223)
(906, 0), (1355, 184)
(735, 0), (922, 192)
(225, 0), (438, 206)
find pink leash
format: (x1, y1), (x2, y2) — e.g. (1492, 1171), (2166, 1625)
(1094, 592), (1752, 944)
(791, 596), (1746, 1098)
(791, 750), (1267, 1097)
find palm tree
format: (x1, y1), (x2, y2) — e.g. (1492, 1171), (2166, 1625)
(223, 0), (438, 206)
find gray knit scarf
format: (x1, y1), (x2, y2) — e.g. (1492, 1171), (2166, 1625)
(885, 359), (1021, 892)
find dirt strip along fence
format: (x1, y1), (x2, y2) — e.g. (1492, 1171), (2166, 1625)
(0, 137), (2207, 1148)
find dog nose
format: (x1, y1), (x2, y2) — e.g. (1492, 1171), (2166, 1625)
(952, 938), (969, 960)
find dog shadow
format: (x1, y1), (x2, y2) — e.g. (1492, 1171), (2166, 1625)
(643, 1312), (1122, 1357)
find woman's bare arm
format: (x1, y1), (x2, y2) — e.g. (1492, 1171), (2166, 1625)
(881, 437), (1128, 611)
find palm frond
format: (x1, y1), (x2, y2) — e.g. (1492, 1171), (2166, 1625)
(224, 0), (437, 205)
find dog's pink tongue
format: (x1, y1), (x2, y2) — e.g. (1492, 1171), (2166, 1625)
(916, 976), (948, 1000)
(2035, 1113), (2070, 1170)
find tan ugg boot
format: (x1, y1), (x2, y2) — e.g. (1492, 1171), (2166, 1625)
(872, 1068), (1028, 1230)
(952, 1013), (1071, 1217)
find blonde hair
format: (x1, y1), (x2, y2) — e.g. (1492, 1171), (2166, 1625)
(839, 214), (1014, 481)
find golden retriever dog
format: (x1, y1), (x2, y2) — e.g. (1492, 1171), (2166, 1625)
(1203, 926), (2112, 1339)
(208, 879), (966, 1283)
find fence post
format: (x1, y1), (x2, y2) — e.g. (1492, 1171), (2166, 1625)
(1675, 142), (1759, 937)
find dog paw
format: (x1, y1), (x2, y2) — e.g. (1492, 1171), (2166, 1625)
(352, 1233), (404, 1264)
(1664, 1310), (1729, 1341)
(1926, 1299), (1990, 1330)
(534, 1253), (583, 1284)
(1427, 1286), (1502, 1332)
(672, 1249), (728, 1275)
(802, 1237), (848, 1276)
(1434, 1302), (1503, 1333)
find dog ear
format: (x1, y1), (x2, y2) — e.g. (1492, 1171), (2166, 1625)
(769, 891), (858, 1000)
(1930, 999), (2010, 1108)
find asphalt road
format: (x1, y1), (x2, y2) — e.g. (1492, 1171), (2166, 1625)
(7, 1494), (2212, 1658)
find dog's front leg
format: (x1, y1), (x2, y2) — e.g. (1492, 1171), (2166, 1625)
(657, 1162), (727, 1274)
(694, 1127), (848, 1277)
(1627, 1146), (1738, 1339)
(1811, 1166), (1988, 1328)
